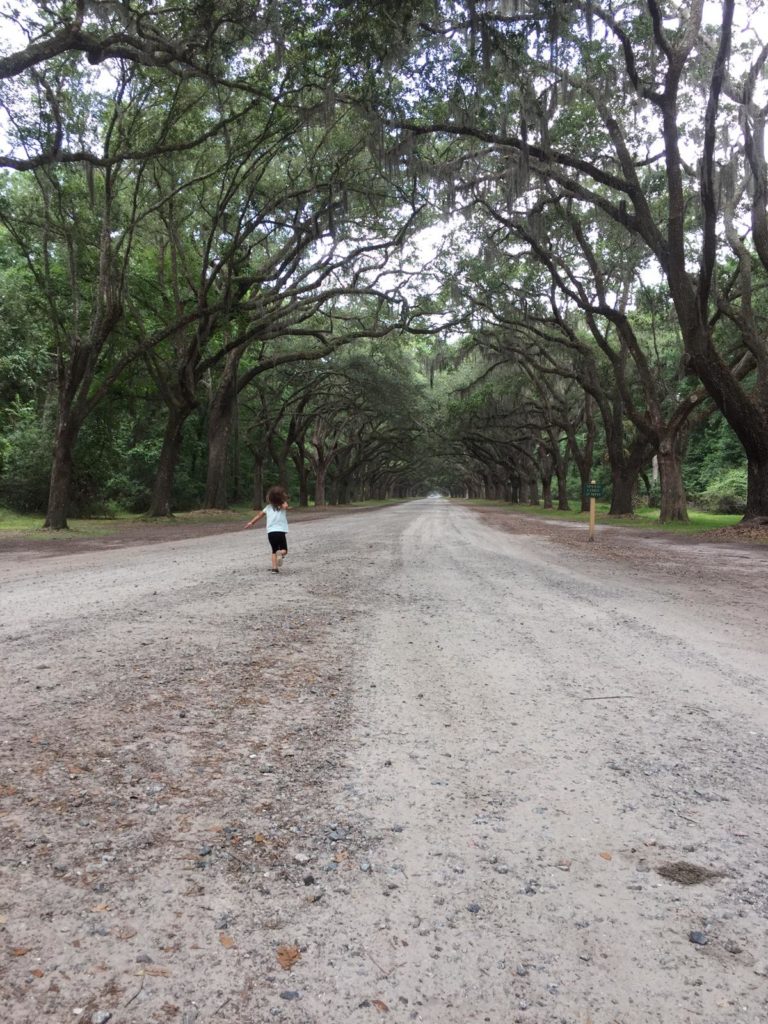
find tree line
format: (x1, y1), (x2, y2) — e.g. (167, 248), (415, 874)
(0, 2), (765, 524)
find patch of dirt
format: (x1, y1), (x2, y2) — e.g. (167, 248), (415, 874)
(655, 861), (728, 886)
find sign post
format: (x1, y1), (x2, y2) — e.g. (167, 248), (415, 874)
(584, 480), (603, 542)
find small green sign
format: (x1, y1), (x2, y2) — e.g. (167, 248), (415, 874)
(584, 484), (603, 498)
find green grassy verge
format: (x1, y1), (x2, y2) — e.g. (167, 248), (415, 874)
(0, 499), (408, 536)
(454, 499), (742, 534)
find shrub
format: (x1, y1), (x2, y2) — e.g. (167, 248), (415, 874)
(697, 467), (747, 514)
(0, 404), (53, 512)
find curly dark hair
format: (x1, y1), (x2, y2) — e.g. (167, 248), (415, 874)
(266, 485), (289, 510)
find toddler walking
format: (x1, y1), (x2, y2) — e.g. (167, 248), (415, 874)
(244, 485), (290, 573)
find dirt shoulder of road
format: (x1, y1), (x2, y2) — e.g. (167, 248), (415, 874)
(4, 501), (766, 566)
(457, 503), (768, 554)
(0, 504), (402, 561)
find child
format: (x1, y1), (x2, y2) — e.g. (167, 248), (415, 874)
(244, 485), (290, 573)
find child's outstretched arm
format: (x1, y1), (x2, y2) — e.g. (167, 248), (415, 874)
(244, 510), (264, 529)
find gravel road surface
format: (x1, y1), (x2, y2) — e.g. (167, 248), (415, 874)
(2, 498), (767, 1024)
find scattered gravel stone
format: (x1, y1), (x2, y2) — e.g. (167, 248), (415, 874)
(279, 991), (300, 1001)
(467, 902), (481, 914)
(91, 1012), (112, 1024)
(689, 931), (708, 946)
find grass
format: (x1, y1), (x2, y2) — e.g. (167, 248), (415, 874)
(1, 498), (742, 539)
(455, 499), (743, 534)
(0, 506), (140, 538)
(0, 498), (409, 536)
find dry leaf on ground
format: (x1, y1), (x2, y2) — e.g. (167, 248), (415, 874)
(277, 944), (301, 970)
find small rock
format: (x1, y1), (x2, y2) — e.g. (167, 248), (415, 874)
(516, 965), (528, 977)
(724, 940), (743, 955)
(753, 963), (768, 977)
(91, 1013), (112, 1024)
(689, 931), (708, 946)
(467, 902), (481, 914)
(303, 874), (315, 886)
(293, 853), (310, 865)
(279, 991), (300, 1001)
(136, 953), (153, 964)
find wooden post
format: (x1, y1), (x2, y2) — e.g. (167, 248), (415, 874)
(588, 479), (596, 542)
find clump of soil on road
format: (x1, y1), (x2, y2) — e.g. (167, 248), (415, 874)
(655, 861), (727, 886)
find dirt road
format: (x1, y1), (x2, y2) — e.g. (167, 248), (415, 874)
(2, 498), (767, 1024)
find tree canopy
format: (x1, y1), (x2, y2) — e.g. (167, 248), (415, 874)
(0, 1), (765, 525)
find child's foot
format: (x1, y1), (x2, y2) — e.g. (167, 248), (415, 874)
(270, 567), (279, 573)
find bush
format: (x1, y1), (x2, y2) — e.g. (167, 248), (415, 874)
(697, 467), (747, 514)
(0, 404), (53, 512)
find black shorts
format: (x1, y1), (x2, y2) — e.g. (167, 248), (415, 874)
(268, 531), (287, 553)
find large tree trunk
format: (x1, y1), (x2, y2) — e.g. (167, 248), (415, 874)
(204, 348), (244, 509)
(555, 462), (570, 511)
(293, 451), (309, 507)
(44, 413), (79, 530)
(605, 429), (650, 516)
(148, 405), (193, 517)
(314, 464), (327, 506)
(541, 474), (553, 509)
(657, 434), (689, 523)
(746, 457), (768, 523)
(204, 397), (235, 509)
(609, 468), (636, 515)
(252, 454), (264, 509)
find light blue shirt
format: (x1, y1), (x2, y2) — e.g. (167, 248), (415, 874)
(263, 506), (288, 532)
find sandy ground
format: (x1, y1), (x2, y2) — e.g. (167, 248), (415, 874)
(1, 498), (767, 1024)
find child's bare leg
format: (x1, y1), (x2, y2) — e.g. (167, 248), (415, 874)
(271, 552), (279, 571)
